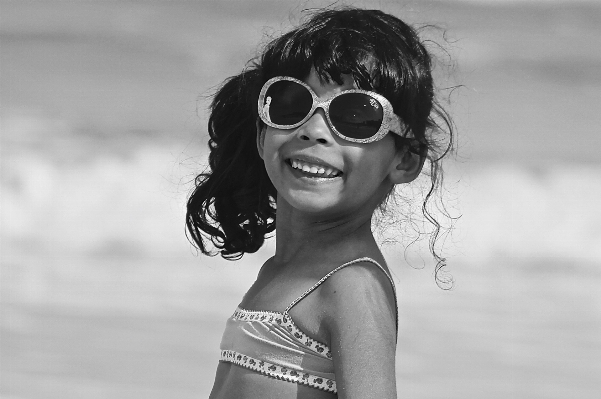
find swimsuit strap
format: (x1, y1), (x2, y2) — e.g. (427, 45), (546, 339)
(285, 257), (399, 335)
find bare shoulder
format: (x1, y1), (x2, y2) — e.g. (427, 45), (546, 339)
(319, 260), (397, 337)
(318, 260), (398, 398)
(323, 259), (396, 293)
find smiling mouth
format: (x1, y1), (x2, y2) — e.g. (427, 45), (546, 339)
(286, 159), (342, 178)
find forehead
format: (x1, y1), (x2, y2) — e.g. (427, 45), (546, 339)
(303, 69), (357, 98)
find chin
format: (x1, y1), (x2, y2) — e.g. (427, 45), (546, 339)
(280, 191), (343, 215)
(292, 198), (338, 215)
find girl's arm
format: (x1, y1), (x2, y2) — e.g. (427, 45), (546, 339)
(321, 262), (398, 399)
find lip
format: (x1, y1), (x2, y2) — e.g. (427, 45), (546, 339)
(286, 163), (344, 182)
(284, 154), (343, 174)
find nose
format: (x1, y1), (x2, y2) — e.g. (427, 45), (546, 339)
(296, 108), (333, 144)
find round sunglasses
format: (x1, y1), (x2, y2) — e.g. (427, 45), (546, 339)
(258, 76), (409, 144)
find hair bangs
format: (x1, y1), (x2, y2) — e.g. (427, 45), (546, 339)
(261, 15), (388, 91)
(311, 41), (376, 91)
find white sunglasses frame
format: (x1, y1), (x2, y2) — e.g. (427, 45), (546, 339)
(258, 76), (407, 144)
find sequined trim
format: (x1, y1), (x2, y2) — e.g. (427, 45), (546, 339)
(232, 307), (333, 360)
(221, 349), (337, 393)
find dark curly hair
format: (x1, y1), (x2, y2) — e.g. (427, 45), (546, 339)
(186, 7), (454, 287)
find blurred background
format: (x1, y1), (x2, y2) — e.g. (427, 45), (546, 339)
(1, 0), (600, 398)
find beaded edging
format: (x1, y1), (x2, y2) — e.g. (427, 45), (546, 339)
(221, 349), (337, 393)
(233, 307), (333, 360)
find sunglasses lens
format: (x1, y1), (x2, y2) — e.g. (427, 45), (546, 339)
(264, 80), (313, 126)
(329, 93), (384, 139)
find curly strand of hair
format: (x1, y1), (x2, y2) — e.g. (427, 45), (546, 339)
(186, 68), (277, 259)
(421, 95), (456, 289)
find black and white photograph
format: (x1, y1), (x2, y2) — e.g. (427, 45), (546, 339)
(1, 1), (599, 398)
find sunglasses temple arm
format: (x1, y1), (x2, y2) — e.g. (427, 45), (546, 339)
(389, 115), (407, 137)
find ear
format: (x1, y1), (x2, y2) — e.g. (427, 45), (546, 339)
(256, 119), (266, 159)
(388, 147), (426, 184)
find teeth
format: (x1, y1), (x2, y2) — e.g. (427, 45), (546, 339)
(290, 159), (340, 177)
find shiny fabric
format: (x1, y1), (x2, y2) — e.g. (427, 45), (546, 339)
(218, 257), (398, 394)
(220, 307), (336, 392)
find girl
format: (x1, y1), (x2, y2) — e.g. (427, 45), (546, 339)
(187, 7), (453, 399)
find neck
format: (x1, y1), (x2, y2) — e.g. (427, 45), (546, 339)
(272, 197), (380, 265)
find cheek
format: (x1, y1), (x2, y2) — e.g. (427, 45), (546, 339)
(261, 140), (275, 163)
(348, 140), (396, 180)
(260, 131), (288, 179)
(259, 128), (276, 157)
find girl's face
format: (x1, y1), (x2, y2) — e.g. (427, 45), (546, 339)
(257, 69), (405, 219)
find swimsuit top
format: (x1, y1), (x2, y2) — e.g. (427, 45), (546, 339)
(219, 257), (398, 394)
